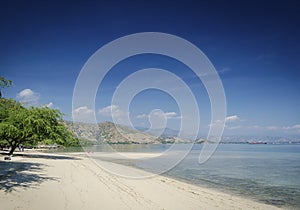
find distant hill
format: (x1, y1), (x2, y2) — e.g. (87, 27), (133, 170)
(66, 121), (193, 144)
(135, 127), (179, 138)
(66, 121), (299, 145)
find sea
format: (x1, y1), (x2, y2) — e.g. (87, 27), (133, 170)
(60, 144), (300, 209)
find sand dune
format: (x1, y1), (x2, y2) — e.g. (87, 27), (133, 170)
(0, 152), (280, 210)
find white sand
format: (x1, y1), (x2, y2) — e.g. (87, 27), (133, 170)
(0, 152), (281, 210)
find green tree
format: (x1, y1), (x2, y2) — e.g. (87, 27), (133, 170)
(0, 76), (12, 98)
(0, 98), (79, 155)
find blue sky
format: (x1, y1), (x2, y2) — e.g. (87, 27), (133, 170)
(1, 0), (299, 136)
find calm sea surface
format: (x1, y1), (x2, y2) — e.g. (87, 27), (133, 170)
(62, 144), (300, 209)
(168, 144), (300, 209)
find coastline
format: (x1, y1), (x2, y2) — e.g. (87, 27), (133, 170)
(0, 152), (281, 210)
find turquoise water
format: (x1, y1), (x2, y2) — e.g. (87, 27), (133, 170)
(60, 144), (300, 209)
(167, 144), (300, 209)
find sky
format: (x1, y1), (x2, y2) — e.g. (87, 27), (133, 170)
(1, 0), (299, 136)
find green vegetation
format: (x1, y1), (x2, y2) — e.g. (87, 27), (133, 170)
(0, 76), (12, 98)
(78, 138), (95, 146)
(0, 77), (79, 155)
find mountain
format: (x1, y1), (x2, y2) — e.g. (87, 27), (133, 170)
(66, 121), (191, 144)
(66, 121), (158, 144)
(66, 122), (300, 145)
(135, 127), (179, 138)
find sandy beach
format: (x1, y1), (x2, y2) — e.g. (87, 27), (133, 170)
(0, 152), (281, 210)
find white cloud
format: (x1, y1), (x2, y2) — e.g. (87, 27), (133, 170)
(209, 115), (240, 128)
(74, 106), (93, 114)
(46, 102), (53, 108)
(73, 106), (94, 122)
(283, 124), (300, 130)
(98, 105), (129, 124)
(266, 126), (278, 130)
(16, 89), (39, 105)
(41, 102), (54, 108)
(293, 124), (300, 129)
(136, 114), (148, 119)
(136, 110), (181, 120)
(225, 115), (240, 122)
(99, 105), (127, 117)
(165, 112), (179, 119)
(218, 67), (231, 74)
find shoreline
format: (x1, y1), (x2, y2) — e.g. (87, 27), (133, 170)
(0, 151), (282, 210)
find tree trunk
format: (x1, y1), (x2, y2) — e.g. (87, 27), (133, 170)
(8, 143), (18, 155)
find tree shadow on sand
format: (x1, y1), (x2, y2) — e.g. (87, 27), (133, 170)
(0, 151), (81, 160)
(0, 160), (58, 192)
(0, 153), (80, 192)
